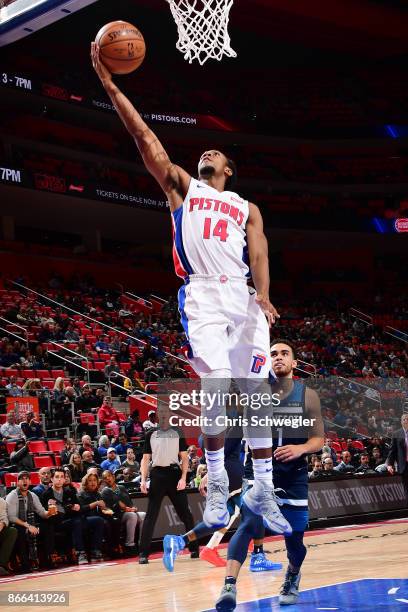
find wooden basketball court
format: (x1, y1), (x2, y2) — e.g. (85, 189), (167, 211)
(1, 518), (407, 611)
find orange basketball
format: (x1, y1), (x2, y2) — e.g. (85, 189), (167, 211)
(95, 21), (145, 75)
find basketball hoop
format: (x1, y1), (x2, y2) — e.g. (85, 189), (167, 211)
(166, 0), (237, 65)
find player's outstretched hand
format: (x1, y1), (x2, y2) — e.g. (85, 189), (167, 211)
(91, 41), (112, 86)
(255, 294), (280, 326)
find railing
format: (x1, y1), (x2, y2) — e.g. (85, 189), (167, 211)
(338, 376), (381, 404)
(295, 359), (317, 378)
(0, 316), (29, 345)
(349, 307), (373, 326)
(384, 325), (408, 345)
(108, 370), (132, 396)
(47, 351), (89, 378)
(0, 325), (26, 344)
(149, 294), (168, 304)
(49, 341), (90, 384)
(125, 292), (153, 309)
(10, 280), (188, 365)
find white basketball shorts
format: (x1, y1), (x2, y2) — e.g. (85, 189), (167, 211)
(178, 274), (271, 378)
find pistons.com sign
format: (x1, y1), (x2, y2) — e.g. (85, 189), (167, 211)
(394, 218), (408, 233)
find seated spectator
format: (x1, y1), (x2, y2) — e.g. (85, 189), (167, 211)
(6, 471), (53, 572)
(193, 464), (207, 488)
(115, 433), (132, 461)
(95, 335), (110, 353)
(101, 470), (144, 556)
(100, 448), (121, 473)
(97, 397), (120, 437)
(354, 453), (376, 475)
(68, 451), (87, 482)
(308, 458), (323, 480)
(82, 450), (99, 471)
(63, 466), (83, 494)
(78, 472), (112, 559)
(78, 434), (99, 464)
(124, 411), (144, 439)
(41, 468), (104, 565)
(320, 457), (339, 476)
(142, 410), (157, 432)
(61, 438), (76, 466)
(5, 377), (23, 398)
(9, 440), (34, 472)
(121, 447), (140, 474)
(97, 435), (110, 460)
(334, 451), (355, 474)
(370, 447), (384, 470)
(64, 324), (80, 343)
(32, 467), (52, 497)
(20, 412), (45, 440)
(53, 377), (66, 403)
(323, 438), (338, 465)
(0, 496), (17, 575)
(75, 386), (97, 413)
(117, 467), (137, 483)
(1, 413), (23, 441)
(104, 356), (120, 383)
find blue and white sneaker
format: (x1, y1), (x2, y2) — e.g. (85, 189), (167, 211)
(249, 552), (283, 572)
(279, 568), (301, 605)
(162, 535), (185, 572)
(203, 469), (229, 529)
(242, 482), (292, 535)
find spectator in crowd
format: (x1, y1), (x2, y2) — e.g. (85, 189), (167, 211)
(104, 356), (120, 382)
(6, 377), (23, 397)
(321, 457), (340, 477)
(78, 434), (99, 464)
(142, 410), (157, 432)
(0, 496), (17, 575)
(370, 447), (384, 470)
(82, 451), (99, 472)
(354, 453), (376, 475)
(63, 467), (80, 494)
(100, 448), (121, 473)
(121, 447), (140, 474)
(124, 410), (144, 439)
(386, 413), (408, 496)
(64, 324), (80, 342)
(53, 377), (66, 403)
(193, 463), (207, 488)
(115, 433), (132, 461)
(9, 440), (34, 472)
(323, 438), (338, 465)
(117, 467), (137, 483)
(97, 435), (110, 460)
(75, 386), (97, 413)
(101, 470), (144, 556)
(61, 438), (76, 465)
(334, 451), (355, 474)
(77, 472), (110, 560)
(95, 335), (110, 353)
(42, 467), (104, 565)
(308, 458), (323, 480)
(68, 452), (87, 482)
(32, 467), (52, 497)
(20, 412), (45, 440)
(97, 397), (120, 437)
(1, 413), (23, 441)
(6, 471), (53, 572)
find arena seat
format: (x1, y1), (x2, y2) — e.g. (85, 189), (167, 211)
(28, 440), (48, 453)
(34, 455), (55, 468)
(4, 473), (19, 487)
(5, 441), (16, 455)
(29, 472), (41, 485)
(79, 413), (96, 424)
(47, 439), (65, 453)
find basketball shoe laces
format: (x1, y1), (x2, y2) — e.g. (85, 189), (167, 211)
(206, 477), (228, 514)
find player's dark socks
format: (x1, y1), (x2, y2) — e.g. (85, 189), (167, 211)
(254, 544), (264, 554)
(183, 535), (190, 546)
(225, 576), (237, 586)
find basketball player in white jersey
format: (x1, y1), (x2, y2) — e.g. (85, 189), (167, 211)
(91, 43), (291, 536)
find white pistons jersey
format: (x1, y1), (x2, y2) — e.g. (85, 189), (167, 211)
(171, 178), (250, 279)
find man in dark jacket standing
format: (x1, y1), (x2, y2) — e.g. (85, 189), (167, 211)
(386, 413), (408, 498)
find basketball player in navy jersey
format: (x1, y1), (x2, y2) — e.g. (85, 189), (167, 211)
(215, 340), (324, 610)
(91, 45), (291, 536)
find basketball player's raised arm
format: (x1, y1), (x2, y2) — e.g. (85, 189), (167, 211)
(246, 203), (279, 326)
(91, 43), (190, 200)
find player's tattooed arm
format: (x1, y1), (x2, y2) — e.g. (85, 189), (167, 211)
(246, 203), (279, 326)
(91, 42), (190, 204)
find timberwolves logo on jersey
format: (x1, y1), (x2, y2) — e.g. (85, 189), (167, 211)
(272, 379), (309, 508)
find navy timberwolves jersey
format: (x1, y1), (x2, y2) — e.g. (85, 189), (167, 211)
(245, 379), (309, 508)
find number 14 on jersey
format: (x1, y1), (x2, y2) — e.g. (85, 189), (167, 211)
(203, 218), (229, 242)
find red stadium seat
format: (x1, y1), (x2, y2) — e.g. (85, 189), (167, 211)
(6, 441), (16, 455)
(331, 441), (342, 452)
(47, 439), (65, 453)
(351, 440), (365, 450)
(94, 362), (105, 370)
(4, 369), (19, 377)
(0, 414), (7, 424)
(51, 370), (65, 379)
(29, 472), (41, 486)
(4, 473), (19, 487)
(54, 455), (62, 466)
(80, 413), (96, 424)
(36, 370), (51, 379)
(28, 440), (48, 453)
(34, 455), (55, 468)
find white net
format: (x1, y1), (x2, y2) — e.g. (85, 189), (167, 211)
(166, 0), (237, 65)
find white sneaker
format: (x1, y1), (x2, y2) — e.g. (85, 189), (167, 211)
(242, 482), (292, 535)
(203, 469), (229, 528)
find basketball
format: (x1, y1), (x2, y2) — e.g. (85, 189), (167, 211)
(95, 21), (145, 75)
